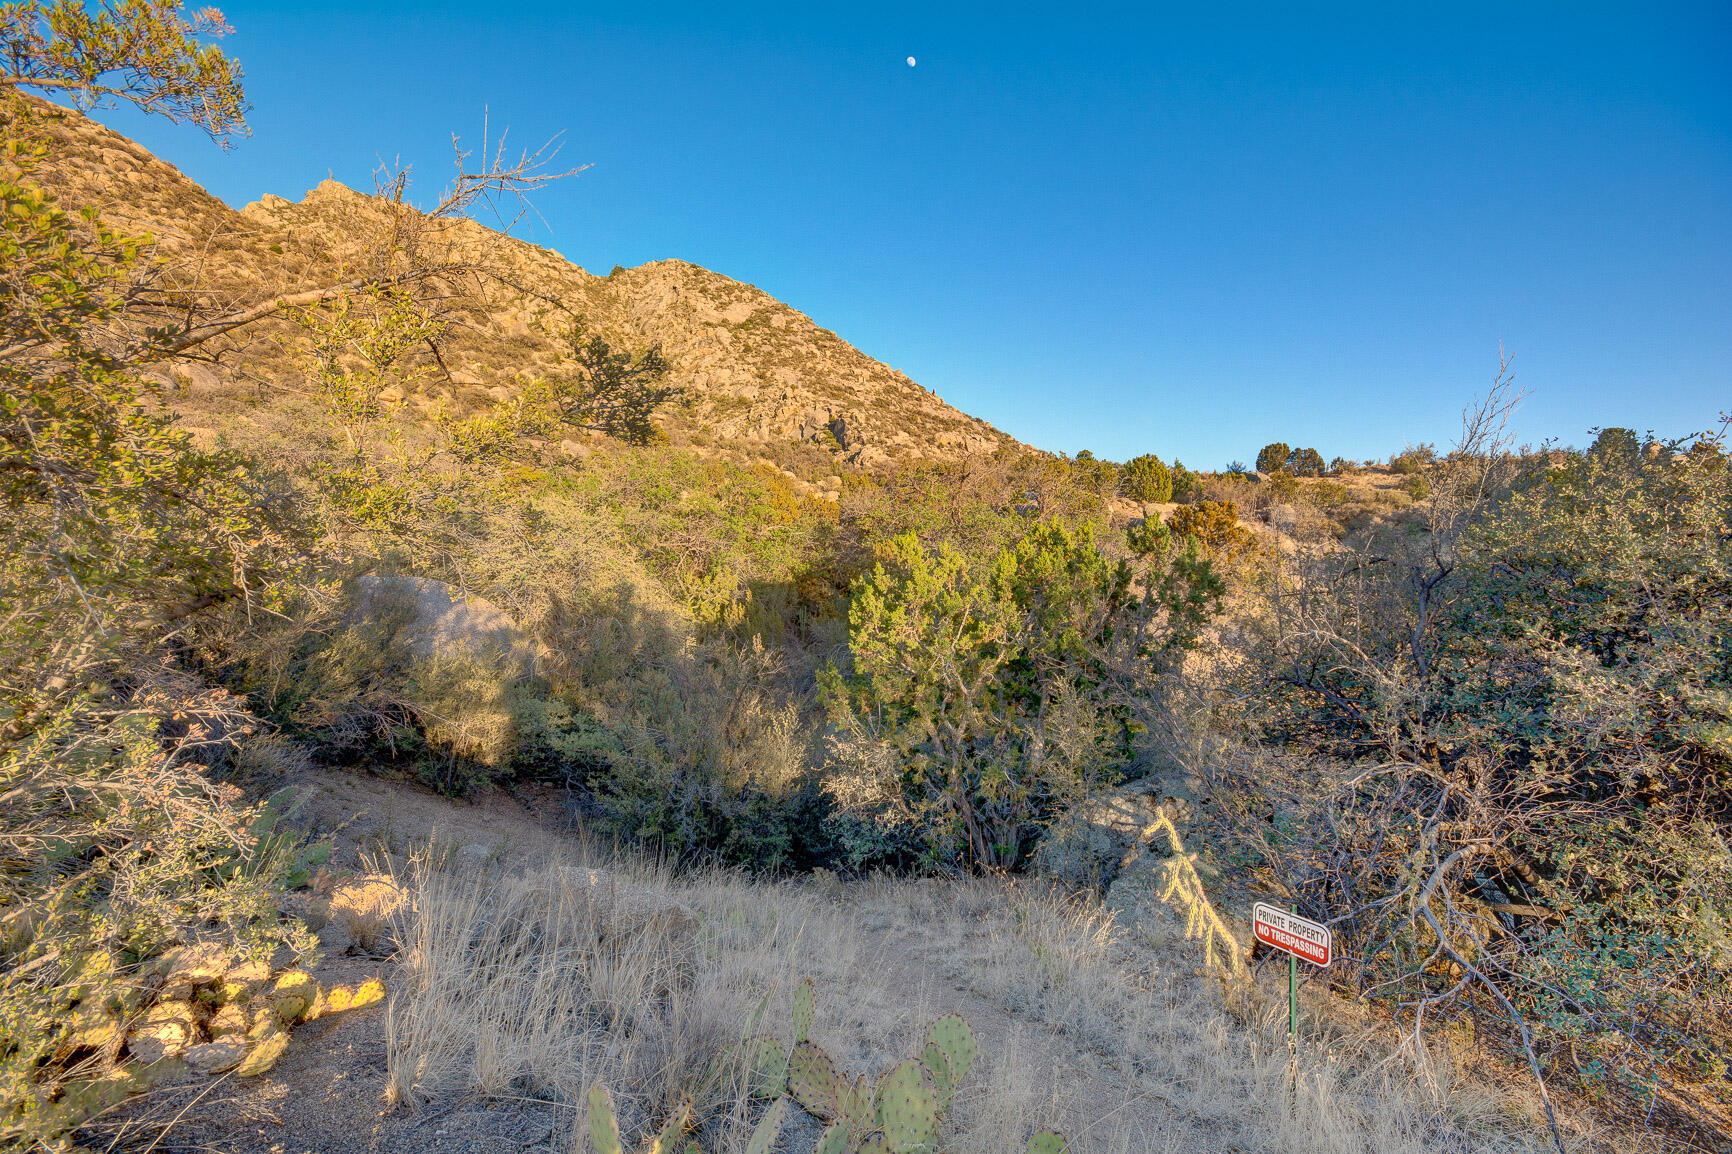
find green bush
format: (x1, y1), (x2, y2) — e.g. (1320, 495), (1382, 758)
(1119, 454), (1173, 503)
(823, 521), (1222, 869)
(1255, 442), (1292, 475)
(1290, 447), (1326, 477)
(1236, 406), (1732, 1107)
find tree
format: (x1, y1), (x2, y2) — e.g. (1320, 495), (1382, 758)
(1290, 446), (1325, 476)
(0, 9), (316, 1143)
(1119, 453), (1173, 503)
(1169, 459), (1198, 502)
(0, 0), (246, 141)
(1234, 367), (1732, 1137)
(1255, 441), (1291, 475)
(823, 521), (1222, 869)
(530, 316), (677, 445)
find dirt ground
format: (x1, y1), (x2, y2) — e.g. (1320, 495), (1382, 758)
(73, 768), (1702, 1154)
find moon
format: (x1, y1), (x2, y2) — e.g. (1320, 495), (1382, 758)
(906, 56), (917, 67)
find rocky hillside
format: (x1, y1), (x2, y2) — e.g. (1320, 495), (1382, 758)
(37, 102), (1014, 470)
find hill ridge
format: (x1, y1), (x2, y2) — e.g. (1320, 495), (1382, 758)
(37, 104), (1017, 472)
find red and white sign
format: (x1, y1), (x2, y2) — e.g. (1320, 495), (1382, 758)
(1253, 903), (1332, 968)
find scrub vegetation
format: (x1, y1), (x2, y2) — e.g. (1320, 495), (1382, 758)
(1, 4), (1727, 1152)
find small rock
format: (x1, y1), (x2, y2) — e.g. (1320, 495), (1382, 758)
(184, 1039), (248, 1075)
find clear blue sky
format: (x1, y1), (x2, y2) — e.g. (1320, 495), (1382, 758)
(93, 2), (1730, 467)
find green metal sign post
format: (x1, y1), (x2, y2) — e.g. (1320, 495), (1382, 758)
(1252, 901), (1332, 1051)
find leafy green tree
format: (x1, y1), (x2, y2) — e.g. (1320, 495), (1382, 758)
(1255, 441), (1291, 475)
(529, 316), (677, 445)
(0, 0), (247, 142)
(1240, 375), (1732, 1120)
(1119, 453), (1173, 503)
(1290, 446), (1325, 476)
(823, 521), (1222, 868)
(1169, 459), (1198, 502)
(1587, 425), (1642, 462)
(0, 7), (318, 1143)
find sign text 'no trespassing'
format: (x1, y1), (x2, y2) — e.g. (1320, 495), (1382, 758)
(1252, 902), (1332, 968)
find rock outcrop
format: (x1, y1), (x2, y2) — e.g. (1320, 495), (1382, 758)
(349, 574), (540, 677)
(33, 101), (1020, 474)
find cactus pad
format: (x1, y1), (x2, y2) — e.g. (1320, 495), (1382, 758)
(586, 1084), (621, 1154)
(647, 1100), (693, 1154)
(925, 1012), (976, 1084)
(920, 1041), (953, 1110)
(744, 1097), (787, 1154)
(1026, 1130), (1069, 1154)
(877, 1059), (938, 1154)
(747, 1035), (788, 1098)
(813, 1123), (852, 1154)
(793, 976), (816, 1044)
(788, 1040), (842, 1120)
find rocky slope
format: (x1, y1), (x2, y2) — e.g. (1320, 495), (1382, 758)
(37, 102), (1014, 470)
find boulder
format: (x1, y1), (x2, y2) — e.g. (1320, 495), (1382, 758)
(166, 362), (221, 392)
(350, 574), (538, 677)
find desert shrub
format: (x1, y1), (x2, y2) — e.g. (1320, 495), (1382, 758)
(1290, 446), (1325, 476)
(1225, 381), (1732, 1119)
(1301, 478), (1350, 509)
(1265, 470), (1300, 503)
(1167, 500), (1257, 563)
(1119, 453), (1173, 503)
(1255, 442), (1292, 475)
(1169, 459), (1200, 503)
(1068, 449), (1118, 495)
(1389, 442), (1436, 474)
(586, 638), (831, 871)
(0, 680), (320, 1146)
(822, 521), (1222, 869)
(0, 30), (333, 1140)
(837, 449), (1107, 574)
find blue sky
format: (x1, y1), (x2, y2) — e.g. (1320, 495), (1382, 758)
(93, 2), (1730, 467)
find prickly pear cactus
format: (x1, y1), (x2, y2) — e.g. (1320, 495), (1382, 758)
(877, 1059), (938, 1154)
(924, 1013), (976, 1085)
(920, 1042), (953, 1111)
(793, 975), (816, 1044)
(646, 1101), (693, 1154)
(588, 1084), (622, 1154)
(813, 1123), (852, 1154)
(789, 1040), (843, 1120)
(744, 1098), (787, 1154)
(1026, 1130), (1069, 1154)
(747, 1035), (789, 1098)
(585, 1084), (692, 1154)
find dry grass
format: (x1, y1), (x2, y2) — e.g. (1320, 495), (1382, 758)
(372, 842), (1609, 1154)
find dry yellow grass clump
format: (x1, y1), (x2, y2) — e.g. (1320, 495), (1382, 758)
(378, 843), (1570, 1154)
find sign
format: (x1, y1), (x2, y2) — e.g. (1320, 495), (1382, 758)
(1253, 903), (1332, 968)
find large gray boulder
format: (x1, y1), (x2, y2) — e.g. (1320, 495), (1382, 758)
(350, 575), (538, 677)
